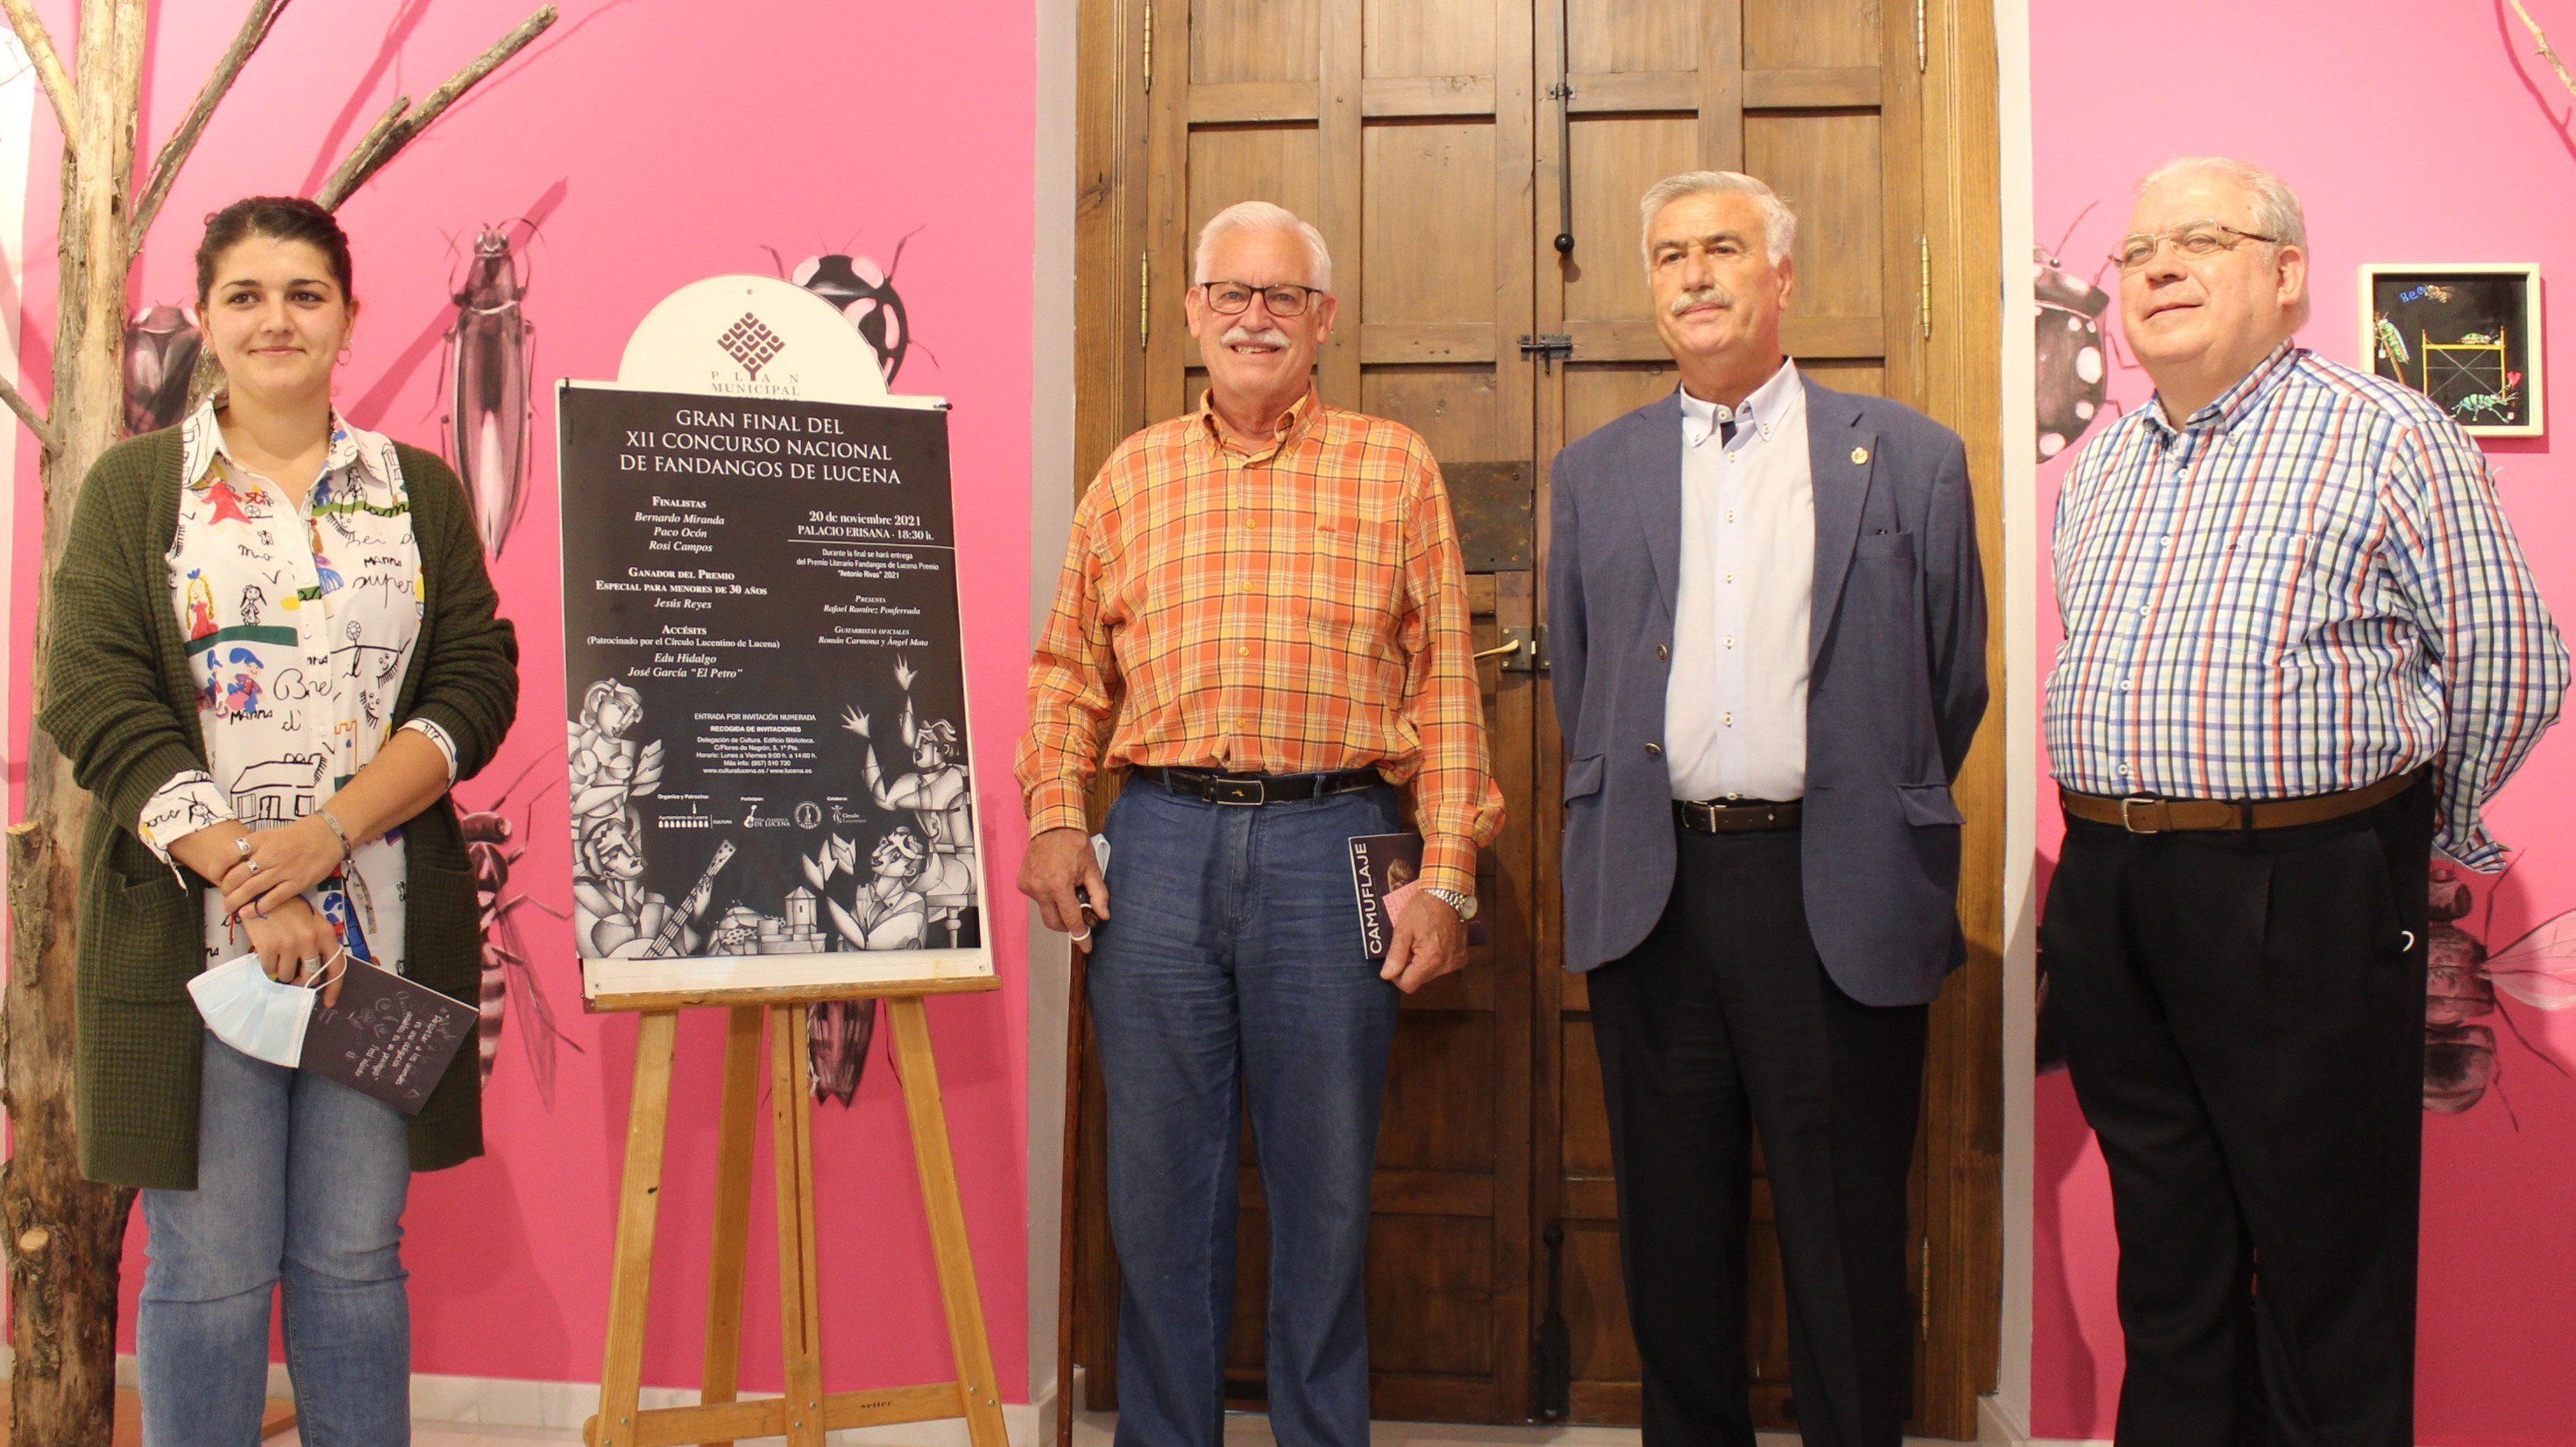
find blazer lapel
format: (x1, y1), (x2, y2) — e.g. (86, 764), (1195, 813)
(1805, 378), (1876, 666)
(1622, 392), (1685, 621)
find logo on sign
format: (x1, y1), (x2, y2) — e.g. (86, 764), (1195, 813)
(717, 314), (786, 379)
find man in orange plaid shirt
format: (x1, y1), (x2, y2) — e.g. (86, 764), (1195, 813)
(1018, 200), (1502, 1447)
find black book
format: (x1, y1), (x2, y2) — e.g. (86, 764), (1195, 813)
(302, 958), (479, 1116)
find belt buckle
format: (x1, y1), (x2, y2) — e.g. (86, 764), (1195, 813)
(1210, 777), (1267, 806)
(2118, 795), (2169, 833)
(1685, 799), (1719, 832)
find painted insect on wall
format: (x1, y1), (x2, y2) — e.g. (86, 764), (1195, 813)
(459, 751), (580, 1106)
(445, 221), (536, 559)
(122, 304), (203, 436)
(2424, 863), (2576, 1117)
(809, 997), (879, 1108)
(768, 228), (926, 385)
(2033, 206), (2120, 464)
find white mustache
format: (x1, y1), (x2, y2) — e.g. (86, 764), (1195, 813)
(1222, 325), (1291, 349)
(1669, 286), (1732, 316)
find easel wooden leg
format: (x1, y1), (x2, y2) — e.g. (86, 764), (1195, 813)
(771, 1004), (829, 1447)
(888, 995), (1011, 1447)
(699, 1005), (763, 1447)
(592, 1010), (680, 1447)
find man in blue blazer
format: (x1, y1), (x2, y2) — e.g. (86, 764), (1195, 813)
(1547, 171), (1987, 1447)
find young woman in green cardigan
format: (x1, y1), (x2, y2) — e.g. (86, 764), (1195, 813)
(39, 196), (518, 1446)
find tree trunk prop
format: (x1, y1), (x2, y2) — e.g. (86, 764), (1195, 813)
(0, 6), (555, 1442)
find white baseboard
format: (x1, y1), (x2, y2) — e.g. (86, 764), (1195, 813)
(80, 1351), (1045, 1445)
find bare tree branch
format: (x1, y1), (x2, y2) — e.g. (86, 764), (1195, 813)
(130, 0), (295, 255)
(2509, 0), (2576, 103)
(0, 0), (82, 150)
(316, 4), (556, 210)
(0, 370), (53, 454)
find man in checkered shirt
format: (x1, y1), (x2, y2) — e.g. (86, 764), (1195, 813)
(2043, 157), (2565, 1446)
(1017, 201), (1502, 1447)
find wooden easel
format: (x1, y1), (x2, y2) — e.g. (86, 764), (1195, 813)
(584, 982), (1009, 1447)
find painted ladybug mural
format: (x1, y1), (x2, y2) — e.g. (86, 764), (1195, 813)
(770, 229), (924, 385)
(2033, 242), (2111, 465)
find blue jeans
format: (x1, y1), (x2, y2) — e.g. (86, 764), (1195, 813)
(1089, 778), (1404, 1447)
(139, 1032), (414, 1447)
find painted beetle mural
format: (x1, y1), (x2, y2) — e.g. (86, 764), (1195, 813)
(2033, 212), (2117, 465)
(445, 222), (536, 559)
(123, 304), (204, 436)
(458, 750), (580, 1105)
(770, 229), (925, 385)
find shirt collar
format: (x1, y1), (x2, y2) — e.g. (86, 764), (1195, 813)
(1196, 386), (1320, 456)
(1679, 358), (1801, 449)
(181, 394), (400, 496)
(2144, 339), (2301, 440)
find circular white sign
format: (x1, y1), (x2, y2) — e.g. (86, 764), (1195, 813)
(617, 274), (890, 403)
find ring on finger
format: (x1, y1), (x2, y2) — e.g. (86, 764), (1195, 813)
(299, 956), (325, 979)
(246, 857), (266, 874)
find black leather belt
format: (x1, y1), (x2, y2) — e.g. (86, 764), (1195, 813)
(1133, 765), (1385, 806)
(1673, 798), (1803, 833)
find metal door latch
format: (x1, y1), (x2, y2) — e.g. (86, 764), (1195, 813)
(1517, 334), (1575, 372)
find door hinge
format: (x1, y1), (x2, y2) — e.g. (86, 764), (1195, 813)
(1917, 235), (1932, 339)
(1142, 0), (1154, 91)
(1920, 1235), (1933, 1340)
(1915, 0), (1927, 72)
(1140, 251), (1151, 351)
(1517, 333), (1575, 372)
(1474, 624), (1549, 674)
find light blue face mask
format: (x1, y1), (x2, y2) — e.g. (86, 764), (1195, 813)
(185, 952), (341, 1068)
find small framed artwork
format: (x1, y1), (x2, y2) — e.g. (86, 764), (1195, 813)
(2359, 264), (2543, 436)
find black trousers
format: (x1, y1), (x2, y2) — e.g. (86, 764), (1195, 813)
(1588, 826), (1928, 1447)
(2044, 779), (2434, 1447)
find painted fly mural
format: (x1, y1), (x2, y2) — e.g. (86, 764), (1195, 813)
(444, 220), (537, 558)
(122, 304), (204, 436)
(457, 750), (580, 1107)
(2424, 863), (2576, 1117)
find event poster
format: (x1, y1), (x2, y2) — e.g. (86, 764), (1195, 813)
(557, 383), (988, 997)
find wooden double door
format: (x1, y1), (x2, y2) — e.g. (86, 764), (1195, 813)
(1070, 0), (2004, 1435)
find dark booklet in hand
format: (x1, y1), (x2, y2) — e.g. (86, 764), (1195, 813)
(1348, 833), (1423, 962)
(302, 958), (479, 1116)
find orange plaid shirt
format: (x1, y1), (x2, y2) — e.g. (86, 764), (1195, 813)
(1016, 390), (1504, 894)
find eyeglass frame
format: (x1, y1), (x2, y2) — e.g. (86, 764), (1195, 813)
(1195, 279), (1326, 317)
(2110, 222), (2285, 273)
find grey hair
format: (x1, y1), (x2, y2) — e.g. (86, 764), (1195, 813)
(1193, 201), (1334, 292)
(2138, 156), (2310, 327)
(1638, 171), (1798, 271)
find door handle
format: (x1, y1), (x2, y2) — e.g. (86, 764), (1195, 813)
(1473, 641), (1522, 661)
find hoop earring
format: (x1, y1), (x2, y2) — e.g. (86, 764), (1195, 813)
(337, 347), (352, 366)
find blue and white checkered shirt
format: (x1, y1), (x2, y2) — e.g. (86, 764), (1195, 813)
(2047, 343), (2566, 869)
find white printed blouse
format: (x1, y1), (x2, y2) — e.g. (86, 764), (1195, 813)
(138, 399), (459, 973)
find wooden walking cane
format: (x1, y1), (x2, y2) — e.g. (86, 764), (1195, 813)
(1055, 938), (1089, 1447)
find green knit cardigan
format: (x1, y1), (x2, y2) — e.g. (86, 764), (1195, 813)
(38, 426), (520, 1190)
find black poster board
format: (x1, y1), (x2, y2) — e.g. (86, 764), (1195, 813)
(557, 384), (990, 1001)
(2361, 264), (2544, 436)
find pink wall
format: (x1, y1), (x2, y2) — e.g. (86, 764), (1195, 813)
(2031, 1), (2576, 1441)
(9, 0), (1038, 1399)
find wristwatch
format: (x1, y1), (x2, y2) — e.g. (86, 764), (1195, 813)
(1423, 886), (1478, 922)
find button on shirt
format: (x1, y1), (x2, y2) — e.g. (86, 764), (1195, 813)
(2047, 342), (2567, 867)
(1666, 360), (1812, 802)
(1017, 389), (1505, 894)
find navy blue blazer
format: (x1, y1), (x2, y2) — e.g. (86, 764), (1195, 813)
(1546, 375), (1988, 1006)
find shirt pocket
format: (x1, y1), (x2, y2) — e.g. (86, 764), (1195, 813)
(2204, 530), (2319, 663)
(1291, 521), (1404, 655)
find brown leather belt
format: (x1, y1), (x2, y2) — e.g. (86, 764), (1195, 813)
(1673, 798), (1803, 834)
(2058, 770), (2418, 834)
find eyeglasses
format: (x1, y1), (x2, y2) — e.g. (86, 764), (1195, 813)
(1198, 280), (1322, 317)
(2111, 223), (2281, 273)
